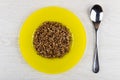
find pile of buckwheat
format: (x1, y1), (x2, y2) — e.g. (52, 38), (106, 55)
(33, 21), (72, 58)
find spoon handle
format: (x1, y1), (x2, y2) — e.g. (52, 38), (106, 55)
(92, 30), (99, 73)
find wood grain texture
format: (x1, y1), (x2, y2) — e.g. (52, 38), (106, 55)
(0, 0), (120, 80)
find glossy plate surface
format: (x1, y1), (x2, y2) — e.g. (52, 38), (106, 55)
(19, 6), (86, 74)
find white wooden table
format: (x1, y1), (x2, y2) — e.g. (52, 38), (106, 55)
(0, 0), (120, 80)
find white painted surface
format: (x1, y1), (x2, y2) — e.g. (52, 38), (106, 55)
(0, 0), (120, 80)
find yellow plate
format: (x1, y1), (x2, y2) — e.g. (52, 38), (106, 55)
(19, 6), (86, 74)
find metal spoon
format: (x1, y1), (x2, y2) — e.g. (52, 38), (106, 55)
(90, 4), (103, 73)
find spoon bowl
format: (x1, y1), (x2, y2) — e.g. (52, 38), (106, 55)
(90, 4), (103, 24)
